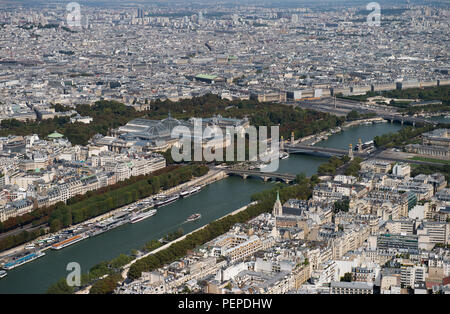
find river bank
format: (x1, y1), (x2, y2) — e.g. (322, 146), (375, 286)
(342, 117), (386, 129)
(0, 168), (228, 261)
(296, 117), (388, 146)
(75, 201), (258, 294)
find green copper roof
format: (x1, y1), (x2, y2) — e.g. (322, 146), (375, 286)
(195, 74), (217, 80)
(48, 131), (64, 138)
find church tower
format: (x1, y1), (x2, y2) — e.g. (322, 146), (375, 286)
(273, 191), (283, 217)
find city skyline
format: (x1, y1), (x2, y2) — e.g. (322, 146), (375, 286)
(0, 0), (448, 301)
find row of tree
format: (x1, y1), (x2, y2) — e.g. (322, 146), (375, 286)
(344, 157), (363, 177)
(46, 253), (134, 294)
(0, 165), (179, 234)
(411, 164), (450, 182)
(373, 125), (434, 148)
(317, 156), (350, 176)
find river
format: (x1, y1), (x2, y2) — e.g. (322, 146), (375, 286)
(0, 122), (402, 293)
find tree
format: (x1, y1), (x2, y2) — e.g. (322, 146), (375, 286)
(340, 272), (352, 282)
(346, 110), (359, 121)
(46, 278), (74, 294)
(295, 172), (307, 184)
(90, 273), (123, 294)
(334, 200), (350, 212)
(49, 218), (62, 233)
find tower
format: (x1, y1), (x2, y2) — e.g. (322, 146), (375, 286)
(349, 144), (354, 161)
(280, 136), (284, 150)
(273, 190), (283, 217)
(291, 131), (295, 144)
(358, 138), (363, 153)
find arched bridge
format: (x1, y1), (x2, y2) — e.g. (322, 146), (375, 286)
(223, 168), (296, 183)
(284, 144), (368, 157)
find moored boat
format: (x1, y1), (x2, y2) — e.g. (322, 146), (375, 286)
(130, 209), (157, 224)
(155, 195), (179, 208)
(3, 251), (46, 270)
(51, 234), (88, 250)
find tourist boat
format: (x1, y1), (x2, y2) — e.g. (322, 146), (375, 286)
(130, 209), (157, 224)
(179, 190), (190, 198)
(186, 213), (201, 222)
(89, 228), (108, 237)
(51, 234), (88, 250)
(155, 195), (179, 208)
(2, 251), (46, 270)
(0, 270), (7, 278)
(280, 152), (289, 160)
(180, 186), (202, 198)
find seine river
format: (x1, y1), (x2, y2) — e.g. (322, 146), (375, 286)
(0, 122), (402, 293)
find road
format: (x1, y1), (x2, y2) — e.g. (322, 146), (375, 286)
(0, 222), (47, 240)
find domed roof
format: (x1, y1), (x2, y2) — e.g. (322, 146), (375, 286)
(161, 116), (182, 131)
(48, 131), (64, 139)
(148, 123), (170, 138)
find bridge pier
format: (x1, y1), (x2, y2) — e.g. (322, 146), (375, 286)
(242, 174), (248, 180)
(413, 121), (415, 127)
(262, 176), (269, 182)
(401, 120), (404, 126)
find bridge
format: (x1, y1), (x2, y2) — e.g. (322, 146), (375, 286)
(284, 143), (368, 158)
(380, 114), (436, 127)
(222, 168), (296, 183)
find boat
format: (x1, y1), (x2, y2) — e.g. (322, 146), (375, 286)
(280, 152), (289, 160)
(3, 251), (46, 270)
(130, 209), (157, 224)
(109, 218), (129, 229)
(24, 244), (35, 250)
(51, 234), (88, 250)
(155, 195), (179, 208)
(0, 270), (6, 278)
(180, 186), (202, 198)
(189, 186), (201, 196)
(186, 213), (201, 222)
(89, 228), (108, 237)
(179, 190), (190, 198)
